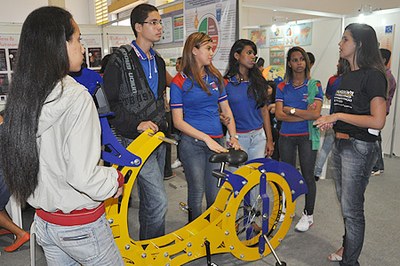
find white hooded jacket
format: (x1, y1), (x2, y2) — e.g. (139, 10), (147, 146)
(27, 75), (119, 213)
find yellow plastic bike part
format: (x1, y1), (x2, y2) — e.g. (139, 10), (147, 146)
(105, 130), (298, 265)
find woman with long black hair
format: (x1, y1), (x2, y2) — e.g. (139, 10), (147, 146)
(315, 23), (387, 265)
(0, 7), (123, 264)
(224, 39), (274, 160)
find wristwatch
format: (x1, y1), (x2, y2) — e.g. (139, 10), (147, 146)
(290, 108), (296, 115)
(231, 134), (239, 140)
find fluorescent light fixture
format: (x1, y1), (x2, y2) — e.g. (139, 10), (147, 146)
(242, 25), (261, 30)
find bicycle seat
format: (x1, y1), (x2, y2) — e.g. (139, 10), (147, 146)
(209, 149), (248, 167)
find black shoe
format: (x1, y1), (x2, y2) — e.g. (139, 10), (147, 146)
(164, 173), (176, 180)
(314, 175), (320, 181)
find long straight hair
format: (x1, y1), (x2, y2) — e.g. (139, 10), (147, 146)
(342, 23), (386, 75)
(0, 6), (74, 205)
(284, 46), (311, 82)
(224, 39), (268, 108)
(181, 32), (224, 95)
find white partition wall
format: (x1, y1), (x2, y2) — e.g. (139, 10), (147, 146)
(0, 0), (95, 24)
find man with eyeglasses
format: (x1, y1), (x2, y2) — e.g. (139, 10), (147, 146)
(103, 3), (168, 240)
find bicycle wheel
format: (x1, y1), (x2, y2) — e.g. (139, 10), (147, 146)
(223, 165), (296, 261)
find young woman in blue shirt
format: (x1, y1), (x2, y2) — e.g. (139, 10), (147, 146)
(170, 32), (240, 221)
(275, 46), (323, 232)
(224, 39), (274, 161)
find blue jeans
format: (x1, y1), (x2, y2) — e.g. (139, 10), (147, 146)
(314, 128), (335, 177)
(279, 135), (317, 215)
(34, 214), (123, 266)
(179, 134), (221, 221)
(372, 137), (384, 171)
(331, 138), (378, 266)
(121, 137), (167, 240)
(235, 128), (266, 160)
(233, 128), (266, 203)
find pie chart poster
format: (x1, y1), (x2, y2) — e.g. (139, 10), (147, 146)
(184, 0), (237, 73)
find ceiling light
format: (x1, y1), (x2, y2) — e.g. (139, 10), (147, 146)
(358, 4), (373, 16)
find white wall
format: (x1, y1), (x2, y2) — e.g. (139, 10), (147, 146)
(299, 18), (342, 89)
(0, 0), (48, 23)
(0, 0), (95, 24)
(66, 0), (93, 24)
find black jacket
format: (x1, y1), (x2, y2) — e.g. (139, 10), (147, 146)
(103, 45), (167, 139)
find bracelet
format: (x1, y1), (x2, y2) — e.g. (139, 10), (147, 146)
(230, 135), (239, 140)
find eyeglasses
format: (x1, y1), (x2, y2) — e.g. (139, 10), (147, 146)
(141, 20), (163, 26)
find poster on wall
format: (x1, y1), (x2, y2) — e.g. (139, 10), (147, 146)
(269, 49), (285, 66)
(160, 16), (173, 44)
(81, 35), (102, 48)
(157, 47), (183, 73)
(159, 9), (184, 46)
(81, 35), (102, 68)
(88, 47), (102, 68)
(8, 49), (18, 71)
(285, 23), (312, 46)
(107, 34), (132, 53)
(0, 73), (9, 94)
(155, 9), (184, 72)
(376, 24), (395, 68)
(0, 35), (19, 48)
(249, 29), (267, 48)
(173, 14), (184, 42)
(0, 35), (20, 90)
(269, 22), (313, 47)
(264, 43), (285, 82)
(377, 25), (395, 50)
(0, 49), (6, 71)
(184, 0), (237, 72)
(262, 64), (285, 82)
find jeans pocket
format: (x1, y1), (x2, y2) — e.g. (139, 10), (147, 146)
(57, 228), (99, 262)
(351, 139), (369, 157)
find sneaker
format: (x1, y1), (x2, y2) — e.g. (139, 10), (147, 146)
(295, 211), (313, 232)
(371, 170), (381, 176)
(314, 175), (320, 181)
(171, 159), (182, 169)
